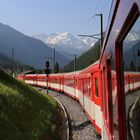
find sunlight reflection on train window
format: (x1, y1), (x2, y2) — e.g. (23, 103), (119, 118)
(123, 16), (140, 140)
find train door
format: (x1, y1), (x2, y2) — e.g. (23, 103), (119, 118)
(88, 75), (92, 116)
(74, 77), (79, 99)
(84, 75), (92, 118)
(80, 77), (85, 107)
(91, 72), (96, 125)
(92, 71), (102, 133)
(58, 76), (61, 92)
(60, 76), (64, 92)
(115, 4), (140, 140)
(73, 77), (76, 97)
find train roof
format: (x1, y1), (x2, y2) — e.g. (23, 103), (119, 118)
(23, 60), (99, 77)
(84, 60), (99, 69)
(18, 70), (35, 75)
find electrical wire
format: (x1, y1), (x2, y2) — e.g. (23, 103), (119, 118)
(77, 0), (112, 39)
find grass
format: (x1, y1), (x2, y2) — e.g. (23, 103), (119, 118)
(0, 70), (62, 140)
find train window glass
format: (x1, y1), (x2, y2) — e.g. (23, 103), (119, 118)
(95, 78), (99, 97)
(65, 78), (74, 87)
(88, 78), (91, 97)
(123, 16), (140, 139)
(111, 60), (119, 138)
(82, 79), (85, 94)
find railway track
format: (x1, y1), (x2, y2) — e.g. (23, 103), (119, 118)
(126, 90), (140, 140)
(125, 90), (140, 117)
(37, 87), (101, 140)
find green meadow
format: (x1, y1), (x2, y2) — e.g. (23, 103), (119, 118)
(0, 70), (61, 140)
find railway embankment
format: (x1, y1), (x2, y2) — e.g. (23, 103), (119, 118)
(0, 70), (62, 140)
(37, 87), (101, 140)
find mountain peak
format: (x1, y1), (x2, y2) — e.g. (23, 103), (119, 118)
(46, 32), (75, 45)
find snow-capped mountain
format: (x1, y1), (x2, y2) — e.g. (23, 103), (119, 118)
(33, 32), (96, 59)
(0, 23), (69, 68)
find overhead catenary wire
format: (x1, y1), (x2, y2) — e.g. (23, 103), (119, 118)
(76, 0), (101, 35)
(77, 0), (111, 37)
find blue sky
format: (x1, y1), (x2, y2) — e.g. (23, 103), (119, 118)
(0, 0), (112, 36)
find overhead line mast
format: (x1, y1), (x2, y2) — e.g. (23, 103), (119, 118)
(78, 13), (103, 51)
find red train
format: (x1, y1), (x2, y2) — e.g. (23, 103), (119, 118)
(17, 1), (140, 140)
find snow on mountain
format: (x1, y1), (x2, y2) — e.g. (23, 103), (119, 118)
(126, 30), (140, 42)
(33, 33), (48, 42)
(34, 32), (90, 48)
(123, 30), (140, 52)
(80, 37), (96, 47)
(33, 32), (96, 59)
(46, 32), (74, 45)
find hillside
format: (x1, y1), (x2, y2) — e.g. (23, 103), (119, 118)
(63, 40), (100, 72)
(0, 52), (33, 74)
(0, 70), (61, 140)
(0, 23), (69, 68)
(0, 52), (12, 67)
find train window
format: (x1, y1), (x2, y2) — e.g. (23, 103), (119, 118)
(75, 79), (77, 86)
(95, 78), (99, 97)
(123, 16), (140, 139)
(82, 79), (85, 94)
(88, 78), (91, 97)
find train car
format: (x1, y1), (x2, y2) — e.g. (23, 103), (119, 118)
(63, 71), (81, 100)
(24, 73), (63, 92)
(36, 74), (47, 87)
(49, 73), (63, 92)
(100, 0), (140, 140)
(24, 74), (38, 86)
(78, 61), (102, 134)
(16, 73), (25, 81)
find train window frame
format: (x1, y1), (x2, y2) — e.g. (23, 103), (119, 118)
(115, 3), (139, 140)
